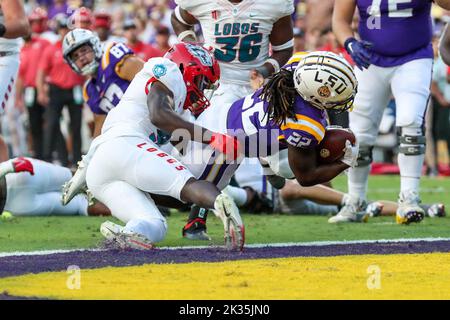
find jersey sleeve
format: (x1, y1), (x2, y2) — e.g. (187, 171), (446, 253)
(175, 0), (208, 15)
(101, 42), (135, 79)
(276, 0), (295, 18)
(279, 115), (325, 149)
(142, 57), (186, 111)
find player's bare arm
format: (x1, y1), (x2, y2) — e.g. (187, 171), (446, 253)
(171, 6), (199, 42)
(116, 55), (145, 82)
(0, 0), (30, 38)
(93, 114), (106, 138)
(440, 24), (450, 65)
(435, 0), (450, 10)
(250, 15), (294, 89)
(287, 145), (349, 187)
(332, 0), (356, 46)
(148, 81), (213, 143)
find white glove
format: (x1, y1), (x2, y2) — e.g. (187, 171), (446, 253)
(340, 139), (359, 167)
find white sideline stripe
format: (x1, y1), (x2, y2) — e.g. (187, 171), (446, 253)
(1, 237), (450, 258)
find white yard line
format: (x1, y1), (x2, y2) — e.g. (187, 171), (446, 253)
(1, 237), (450, 258)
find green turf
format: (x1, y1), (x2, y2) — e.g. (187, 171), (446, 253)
(1, 175), (449, 253)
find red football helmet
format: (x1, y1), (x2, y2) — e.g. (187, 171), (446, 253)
(164, 43), (220, 116)
(28, 7), (48, 34)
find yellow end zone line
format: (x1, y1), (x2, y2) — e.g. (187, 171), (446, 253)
(1, 237), (450, 258)
(1, 253), (450, 300)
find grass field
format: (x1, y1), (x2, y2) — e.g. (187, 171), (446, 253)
(1, 175), (449, 253)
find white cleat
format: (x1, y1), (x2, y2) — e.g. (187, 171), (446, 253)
(213, 193), (245, 251)
(328, 195), (369, 223)
(396, 190), (425, 225)
(61, 157), (88, 205)
(100, 221), (154, 250)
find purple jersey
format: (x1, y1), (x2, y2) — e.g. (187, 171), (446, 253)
(357, 0), (433, 67)
(83, 42), (134, 115)
(226, 88), (328, 158)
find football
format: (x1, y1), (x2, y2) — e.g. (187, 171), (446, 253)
(317, 127), (356, 164)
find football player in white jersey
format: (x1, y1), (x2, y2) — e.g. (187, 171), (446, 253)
(82, 43), (245, 251)
(0, 0), (30, 160)
(172, 0), (295, 105)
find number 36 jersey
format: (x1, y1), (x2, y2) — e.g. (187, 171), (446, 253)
(83, 42), (135, 115)
(175, 0), (294, 86)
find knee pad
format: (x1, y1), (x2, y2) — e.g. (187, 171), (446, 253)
(356, 145), (374, 167)
(397, 127), (426, 155)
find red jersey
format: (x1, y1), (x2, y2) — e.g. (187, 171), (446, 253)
(19, 36), (51, 88)
(38, 40), (85, 89)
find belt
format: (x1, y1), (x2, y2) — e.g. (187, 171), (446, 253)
(0, 51), (18, 57)
(0, 176), (7, 213)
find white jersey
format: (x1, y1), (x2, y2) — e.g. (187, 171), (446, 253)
(101, 57), (187, 140)
(0, 8), (21, 52)
(176, 0), (294, 85)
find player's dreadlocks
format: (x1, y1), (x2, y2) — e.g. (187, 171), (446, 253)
(259, 68), (297, 126)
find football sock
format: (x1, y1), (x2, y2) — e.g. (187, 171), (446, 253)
(348, 165), (371, 201)
(223, 185), (248, 207)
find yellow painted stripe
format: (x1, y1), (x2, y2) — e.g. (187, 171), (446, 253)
(101, 42), (115, 70)
(1, 253), (450, 300)
(281, 123), (324, 142)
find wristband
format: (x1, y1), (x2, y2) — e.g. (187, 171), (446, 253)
(175, 6), (194, 26)
(272, 39), (294, 51)
(344, 37), (357, 53)
(177, 30), (197, 42)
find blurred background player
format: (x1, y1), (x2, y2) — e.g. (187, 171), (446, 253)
(123, 19), (162, 61)
(92, 11), (126, 46)
(332, 0), (434, 224)
(0, 0), (30, 161)
(172, 0), (295, 238)
(15, 8), (52, 160)
(37, 14), (85, 168)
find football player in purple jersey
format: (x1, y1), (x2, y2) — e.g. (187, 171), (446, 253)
(178, 51), (361, 237)
(333, 0), (434, 224)
(60, 28), (145, 205)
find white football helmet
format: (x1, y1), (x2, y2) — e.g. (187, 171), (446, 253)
(293, 51), (358, 112)
(62, 28), (102, 76)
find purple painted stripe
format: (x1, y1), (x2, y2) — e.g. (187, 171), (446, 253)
(1, 241), (450, 278)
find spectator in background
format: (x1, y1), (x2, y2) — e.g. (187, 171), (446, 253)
(293, 28), (306, 53)
(70, 7), (93, 30)
(93, 11), (125, 45)
(123, 19), (162, 61)
(153, 25), (171, 56)
(46, 0), (69, 20)
(15, 8), (52, 160)
(36, 14), (85, 167)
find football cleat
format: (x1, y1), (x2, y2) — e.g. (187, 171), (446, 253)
(213, 193), (245, 251)
(424, 203), (446, 218)
(61, 156), (88, 205)
(328, 195), (369, 223)
(366, 201), (384, 217)
(396, 190), (425, 225)
(100, 221), (154, 250)
(182, 217), (211, 241)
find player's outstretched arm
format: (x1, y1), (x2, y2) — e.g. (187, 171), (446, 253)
(287, 145), (349, 187)
(0, 0), (30, 38)
(147, 81), (239, 159)
(440, 24), (450, 66)
(171, 6), (199, 42)
(435, 0), (450, 10)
